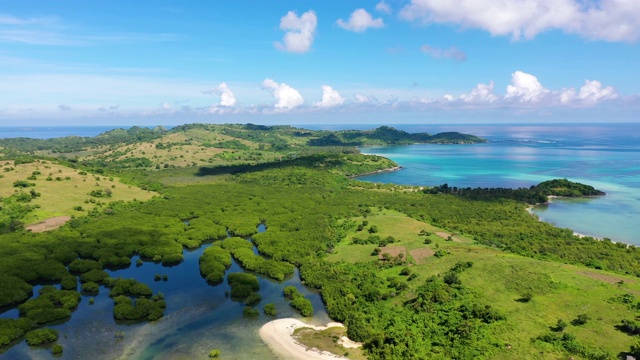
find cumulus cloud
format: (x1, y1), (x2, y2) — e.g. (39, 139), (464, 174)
(504, 71), (550, 103)
(561, 80), (618, 105)
(160, 102), (172, 110)
(399, 0), (640, 42)
(216, 82), (237, 107)
(275, 10), (317, 53)
(58, 104), (71, 111)
(316, 85), (345, 107)
(337, 9), (385, 32)
(376, 1), (392, 14)
(261, 78), (304, 109)
(461, 81), (498, 103)
(420, 44), (466, 61)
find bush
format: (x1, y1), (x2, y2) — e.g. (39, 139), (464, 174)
(572, 313), (589, 326)
(25, 328), (58, 345)
(52, 344), (63, 354)
(264, 303), (277, 316)
(209, 349), (221, 358)
(81, 282), (99, 295)
(243, 306), (259, 318)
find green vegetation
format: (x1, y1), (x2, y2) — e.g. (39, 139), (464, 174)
(263, 303), (277, 316)
(283, 286), (314, 317)
(52, 343), (63, 354)
(199, 245), (232, 284)
(208, 348), (221, 358)
(18, 286), (80, 324)
(24, 328), (58, 345)
(227, 272), (260, 300)
(222, 237), (294, 280)
(0, 124), (638, 359)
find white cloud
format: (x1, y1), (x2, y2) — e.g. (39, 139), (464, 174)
(216, 82), (237, 107)
(461, 82), (498, 103)
(261, 78), (304, 109)
(420, 44), (466, 61)
(399, 0), (640, 42)
(337, 9), (385, 33)
(316, 85), (345, 107)
(376, 1), (392, 14)
(58, 104), (71, 111)
(354, 94), (370, 103)
(505, 71), (550, 103)
(161, 102), (172, 110)
(275, 10), (317, 53)
(577, 80), (618, 104)
(560, 88), (577, 104)
(561, 80), (618, 105)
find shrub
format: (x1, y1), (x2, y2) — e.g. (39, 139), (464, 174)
(25, 328), (58, 345)
(264, 303), (277, 316)
(209, 349), (221, 358)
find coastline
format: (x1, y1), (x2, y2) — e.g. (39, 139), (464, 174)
(259, 318), (358, 360)
(349, 165), (402, 179)
(527, 196), (601, 240)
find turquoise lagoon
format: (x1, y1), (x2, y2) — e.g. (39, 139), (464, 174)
(359, 123), (640, 245)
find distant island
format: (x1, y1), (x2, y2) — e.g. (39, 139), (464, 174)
(0, 123), (639, 360)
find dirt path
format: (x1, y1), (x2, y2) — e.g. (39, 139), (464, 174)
(26, 216), (71, 233)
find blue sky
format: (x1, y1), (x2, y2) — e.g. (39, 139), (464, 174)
(0, 0), (639, 125)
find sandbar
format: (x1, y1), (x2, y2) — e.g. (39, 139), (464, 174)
(259, 318), (355, 360)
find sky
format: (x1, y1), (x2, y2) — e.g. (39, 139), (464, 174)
(0, 0), (639, 126)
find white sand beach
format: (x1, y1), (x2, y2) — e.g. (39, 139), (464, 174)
(259, 318), (359, 360)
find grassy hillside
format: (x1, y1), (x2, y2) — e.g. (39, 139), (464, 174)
(0, 159), (155, 229)
(327, 208), (639, 358)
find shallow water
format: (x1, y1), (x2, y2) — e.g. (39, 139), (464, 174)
(0, 225), (329, 359)
(359, 123), (640, 245)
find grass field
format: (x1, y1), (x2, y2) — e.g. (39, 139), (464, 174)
(0, 160), (155, 225)
(326, 208), (640, 359)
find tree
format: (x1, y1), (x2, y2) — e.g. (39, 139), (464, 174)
(264, 303), (277, 316)
(25, 328), (58, 345)
(630, 340), (640, 358)
(571, 313), (589, 326)
(554, 319), (568, 332)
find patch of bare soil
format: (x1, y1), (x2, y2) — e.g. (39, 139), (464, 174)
(435, 231), (463, 242)
(576, 270), (635, 285)
(26, 216), (71, 233)
(409, 248), (435, 264)
(378, 246), (407, 259)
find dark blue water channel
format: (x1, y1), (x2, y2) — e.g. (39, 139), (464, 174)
(0, 224), (329, 360)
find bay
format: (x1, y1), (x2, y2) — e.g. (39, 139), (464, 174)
(358, 123), (640, 245)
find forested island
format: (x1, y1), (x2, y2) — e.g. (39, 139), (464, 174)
(0, 123), (639, 359)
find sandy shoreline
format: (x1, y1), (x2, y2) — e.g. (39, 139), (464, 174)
(259, 318), (357, 360)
